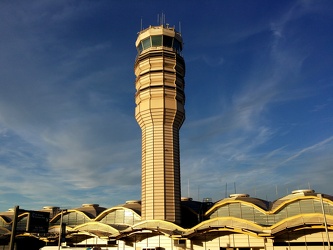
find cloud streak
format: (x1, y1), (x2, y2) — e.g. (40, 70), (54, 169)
(281, 136), (333, 165)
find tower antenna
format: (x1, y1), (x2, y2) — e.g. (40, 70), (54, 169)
(225, 183), (228, 198)
(179, 21), (182, 34)
(275, 185), (279, 199)
(159, 12), (165, 26)
(197, 186), (200, 201)
(141, 17), (143, 31)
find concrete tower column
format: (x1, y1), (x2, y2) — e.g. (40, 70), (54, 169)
(134, 25), (185, 224)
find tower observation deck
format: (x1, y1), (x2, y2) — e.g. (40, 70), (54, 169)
(134, 25), (185, 224)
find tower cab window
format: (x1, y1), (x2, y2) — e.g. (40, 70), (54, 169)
(137, 35), (182, 54)
(151, 35), (162, 46)
(142, 37), (151, 50)
(163, 35), (173, 47)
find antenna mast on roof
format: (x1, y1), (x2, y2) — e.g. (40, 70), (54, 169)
(225, 183), (228, 198)
(275, 185), (279, 199)
(179, 21), (182, 34)
(157, 12), (166, 26)
(198, 186), (200, 201)
(140, 17), (143, 31)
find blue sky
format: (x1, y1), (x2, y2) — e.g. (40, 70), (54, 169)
(0, 0), (332, 211)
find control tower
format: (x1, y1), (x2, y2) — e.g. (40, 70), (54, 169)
(134, 25), (185, 224)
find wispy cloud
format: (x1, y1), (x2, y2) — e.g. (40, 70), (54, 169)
(181, 0), (333, 201)
(281, 136), (333, 165)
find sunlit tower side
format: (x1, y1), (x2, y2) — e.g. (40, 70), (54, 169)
(134, 25), (185, 224)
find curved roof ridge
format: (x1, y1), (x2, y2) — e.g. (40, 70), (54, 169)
(270, 193), (333, 213)
(205, 198), (269, 216)
(270, 213), (333, 235)
(0, 215), (11, 224)
(0, 226), (11, 234)
(50, 209), (93, 223)
(74, 221), (120, 235)
(95, 206), (141, 221)
(186, 217), (264, 237)
(124, 219), (186, 236)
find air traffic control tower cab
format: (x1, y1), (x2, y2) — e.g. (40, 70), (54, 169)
(135, 25), (183, 55)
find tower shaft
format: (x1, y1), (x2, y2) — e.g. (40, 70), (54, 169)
(134, 25), (185, 224)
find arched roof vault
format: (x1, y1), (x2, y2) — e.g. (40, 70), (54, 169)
(270, 213), (333, 235)
(206, 200), (268, 217)
(95, 206), (141, 221)
(270, 196), (333, 214)
(206, 195), (333, 217)
(73, 221), (119, 238)
(184, 214), (333, 238)
(40, 222), (119, 244)
(0, 226), (10, 235)
(50, 209), (92, 223)
(0, 216), (10, 225)
(118, 220), (186, 239)
(185, 217), (265, 238)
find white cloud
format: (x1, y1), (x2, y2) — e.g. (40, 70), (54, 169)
(280, 136), (333, 165)
(180, 0), (333, 202)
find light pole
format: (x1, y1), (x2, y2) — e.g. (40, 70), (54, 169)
(318, 194), (331, 250)
(9, 206), (19, 250)
(57, 209), (67, 250)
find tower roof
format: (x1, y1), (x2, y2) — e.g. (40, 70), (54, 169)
(135, 25), (182, 47)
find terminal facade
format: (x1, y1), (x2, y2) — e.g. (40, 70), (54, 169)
(1, 190), (333, 249)
(0, 24), (332, 250)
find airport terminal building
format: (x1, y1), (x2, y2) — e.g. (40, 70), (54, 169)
(1, 24), (332, 250)
(1, 190), (333, 249)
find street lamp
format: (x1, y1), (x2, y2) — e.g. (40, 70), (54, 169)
(318, 194), (331, 250)
(57, 209), (67, 250)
